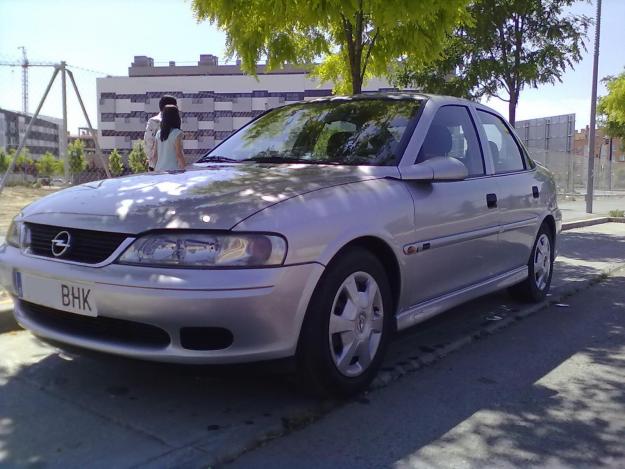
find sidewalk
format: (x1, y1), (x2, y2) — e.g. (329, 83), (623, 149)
(559, 194), (625, 222)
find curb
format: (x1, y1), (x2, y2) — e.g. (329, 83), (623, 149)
(562, 217), (625, 231)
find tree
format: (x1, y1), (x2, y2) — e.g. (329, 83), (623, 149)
(128, 141), (149, 173)
(35, 152), (64, 178)
(392, 0), (591, 125)
(598, 70), (625, 147)
(191, 0), (469, 95)
(11, 147), (32, 168)
(108, 149), (124, 177)
(67, 139), (87, 184)
(0, 149), (9, 173)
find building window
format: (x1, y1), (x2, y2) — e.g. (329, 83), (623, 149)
(192, 97), (203, 104)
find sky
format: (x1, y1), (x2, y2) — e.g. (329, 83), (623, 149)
(0, 0), (623, 133)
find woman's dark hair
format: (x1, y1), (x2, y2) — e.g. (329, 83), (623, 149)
(160, 105), (181, 141)
(159, 95), (177, 112)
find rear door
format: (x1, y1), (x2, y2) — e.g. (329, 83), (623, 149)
(475, 109), (541, 272)
(400, 104), (502, 306)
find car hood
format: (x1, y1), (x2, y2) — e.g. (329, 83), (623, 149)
(19, 164), (388, 233)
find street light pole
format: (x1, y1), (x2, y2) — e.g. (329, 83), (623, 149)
(586, 0), (602, 213)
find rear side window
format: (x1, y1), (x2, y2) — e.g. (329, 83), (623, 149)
(417, 105), (485, 177)
(477, 110), (525, 173)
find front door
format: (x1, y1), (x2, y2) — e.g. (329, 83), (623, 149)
(476, 109), (541, 272)
(401, 105), (501, 307)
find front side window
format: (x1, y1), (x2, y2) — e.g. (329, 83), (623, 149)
(477, 110), (525, 173)
(417, 105), (484, 177)
(198, 98), (423, 166)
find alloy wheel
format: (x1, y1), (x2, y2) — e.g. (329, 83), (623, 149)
(328, 271), (384, 377)
(533, 233), (551, 291)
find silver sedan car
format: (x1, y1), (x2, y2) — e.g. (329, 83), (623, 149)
(0, 94), (561, 396)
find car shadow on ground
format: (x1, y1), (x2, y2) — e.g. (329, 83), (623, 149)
(227, 273), (625, 469)
(392, 275), (625, 469)
(0, 335), (325, 467)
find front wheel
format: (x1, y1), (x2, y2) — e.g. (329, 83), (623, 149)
(296, 248), (393, 398)
(509, 224), (554, 302)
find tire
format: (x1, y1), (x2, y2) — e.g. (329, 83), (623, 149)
(508, 224), (554, 303)
(296, 247), (394, 398)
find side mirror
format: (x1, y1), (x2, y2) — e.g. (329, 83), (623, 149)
(398, 156), (468, 182)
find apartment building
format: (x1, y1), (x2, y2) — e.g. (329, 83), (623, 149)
(96, 55), (395, 160)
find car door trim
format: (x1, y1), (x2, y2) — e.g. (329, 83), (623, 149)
(499, 216), (538, 234)
(403, 224), (500, 255)
(396, 266), (528, 331)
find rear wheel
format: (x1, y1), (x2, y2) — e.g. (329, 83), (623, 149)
(296, 248), (393, 397)
(509, 224), (554, 302)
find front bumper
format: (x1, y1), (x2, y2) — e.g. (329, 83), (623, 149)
(0, 244), (324, 364)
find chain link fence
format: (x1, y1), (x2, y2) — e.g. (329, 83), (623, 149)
(527, 148), (625, 195)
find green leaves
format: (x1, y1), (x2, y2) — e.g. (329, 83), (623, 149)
(35, 152), (64, 178)
(68, 140), (86, 175)
(128, 141), (149, 174)
(192, 0), (468, 94)
(598, 71), (625, 139)
(108, 149), (124, 177)
(391, 0), (591, 125)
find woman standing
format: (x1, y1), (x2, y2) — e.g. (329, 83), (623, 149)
(153, 105), (186, 171)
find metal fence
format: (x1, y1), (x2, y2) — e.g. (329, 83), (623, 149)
(527, 148), (625, 195)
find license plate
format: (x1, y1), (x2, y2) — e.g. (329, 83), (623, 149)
(16, 272), (98, 317)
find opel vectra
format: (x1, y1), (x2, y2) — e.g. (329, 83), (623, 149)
(0, 94), (561, 396)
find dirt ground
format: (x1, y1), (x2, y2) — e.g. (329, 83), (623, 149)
(0, 185), (61, 235)
(1, 186), (61, 302)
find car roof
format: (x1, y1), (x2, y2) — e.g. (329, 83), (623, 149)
(305, 92), (476, 106)
(282, 92), (505, 122)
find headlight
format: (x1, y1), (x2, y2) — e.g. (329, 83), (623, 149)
(117, 232), (287, 267)
(6, 220), (22, 248)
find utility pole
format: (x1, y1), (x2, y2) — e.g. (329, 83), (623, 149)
(18, 46), (28, 113)
(60, 61), (69, 179)
(586, 0), (602, 213)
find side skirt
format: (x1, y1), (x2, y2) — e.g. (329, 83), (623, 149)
(396, 266), (528, 331)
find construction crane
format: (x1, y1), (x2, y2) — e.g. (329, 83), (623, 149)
(0, 47), (56, 113)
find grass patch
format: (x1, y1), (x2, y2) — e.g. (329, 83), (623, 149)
(608, 209), (625, 218)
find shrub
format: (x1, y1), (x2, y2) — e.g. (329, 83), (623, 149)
(108, 149), (124, 177)
(0, 150), (9, 173)
(608, 209), (624, 218)
(67, 140), (86, 175)
(128, 141), (148, 173)
(35, 152), (64, 177)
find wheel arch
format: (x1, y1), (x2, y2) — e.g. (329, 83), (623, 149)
(326, 236), (402, 315)
(542, 214), (557, 253)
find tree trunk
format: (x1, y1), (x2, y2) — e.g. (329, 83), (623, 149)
(508, 91), (518, 126)
(351, 65), (363, 94)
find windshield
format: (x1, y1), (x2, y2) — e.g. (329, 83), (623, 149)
(198, 98), (423, 166)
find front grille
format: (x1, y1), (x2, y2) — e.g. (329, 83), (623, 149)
(21, 300), (171, 348)
(26, 223), (129, 264)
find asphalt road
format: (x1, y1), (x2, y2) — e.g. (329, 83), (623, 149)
(231, 268), (625, 469)
(0, 223), (624, 468)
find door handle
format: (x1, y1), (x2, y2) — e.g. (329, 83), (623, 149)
(486, 193), (497, 208)
(532, 186), (540, 198)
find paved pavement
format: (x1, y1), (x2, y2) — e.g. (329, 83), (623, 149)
(559, 195), (625, 221)
(0, 223), (624, 467)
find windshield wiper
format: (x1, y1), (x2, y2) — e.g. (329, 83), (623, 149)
(196, 155), (241, 163)
(241, 156), (340, 165)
